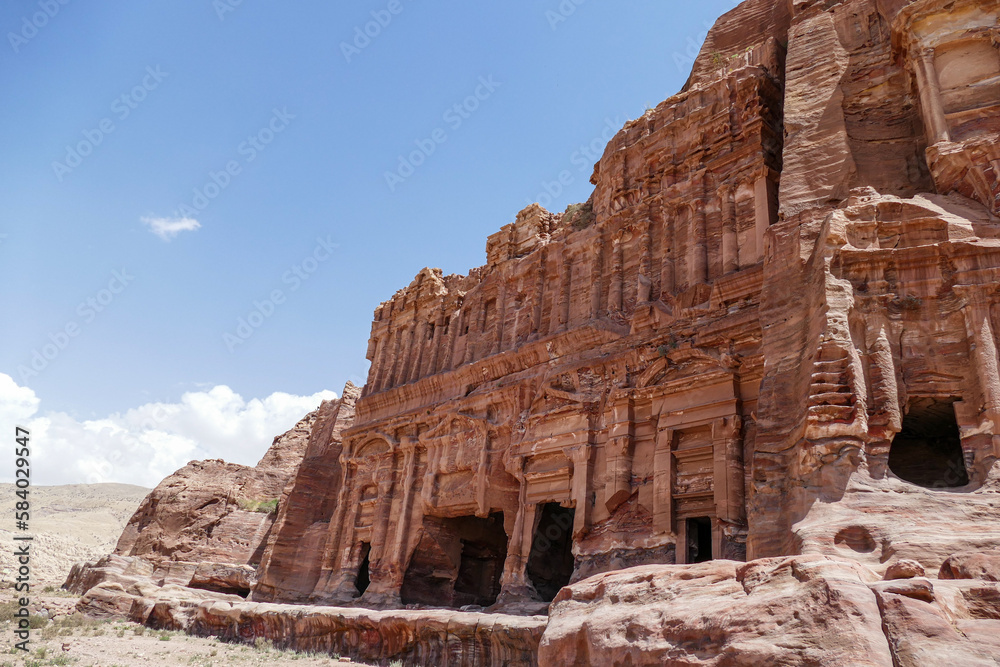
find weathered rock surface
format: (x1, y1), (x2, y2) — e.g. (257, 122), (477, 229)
(540, 554), (1000, 666)
(64, 554), (256, 597)
(940, 549), (1000, 582)
(69, 555), (544, 666)
(750, 0), (1000, 563)
(885, 558), (925, 580)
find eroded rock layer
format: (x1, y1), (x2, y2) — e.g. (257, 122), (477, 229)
(539, 554), (1000, 666)
(68, 556), (544, 667)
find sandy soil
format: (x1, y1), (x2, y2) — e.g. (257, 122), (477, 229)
(0, 591), (370, 667)
(0, 484), (373, 666)
(0, 484), (149, 587)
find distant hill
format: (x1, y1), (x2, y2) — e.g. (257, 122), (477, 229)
(0, 483), (149, 586)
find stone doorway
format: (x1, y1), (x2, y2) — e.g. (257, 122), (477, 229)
(400, 513), (508, 608)
(355, 542), (371, 595)
(686, 517), (713, 563)
(526, 503), (575, 602)
(888, 398), (968, 488)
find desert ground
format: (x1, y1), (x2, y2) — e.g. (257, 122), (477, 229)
(0, 485), (368, 666)
(0, 484), (149, 587)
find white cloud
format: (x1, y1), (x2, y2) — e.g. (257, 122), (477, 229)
(141, 215), (201, 241)
(0, 373), (336, 488)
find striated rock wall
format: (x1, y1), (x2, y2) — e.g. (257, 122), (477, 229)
(539, 553), (1000, 666)
(749, 0), (1000, 565)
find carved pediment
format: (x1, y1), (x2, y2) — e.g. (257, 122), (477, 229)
(636, 347), (737, 388)
(420, 412), (489, 475)
(354, 437), (391, 459)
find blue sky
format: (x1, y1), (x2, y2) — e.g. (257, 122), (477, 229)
(0, 0), (737, 484)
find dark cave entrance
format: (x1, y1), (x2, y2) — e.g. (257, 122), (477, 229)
(526, 503), (576, 602)
(686, 516), (713, 563)
(355, 542), (371, 596)
(400, 513), (508, 608)
(888, 398), (968, 488)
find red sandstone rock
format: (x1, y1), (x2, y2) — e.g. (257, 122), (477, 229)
(540, 556), (894, 666)
(71, 554), (545, 666)
(541, 556), (1000, 666)
(885, 559), (926, 580)
(940, 549), (1000, 582)
(253, 383), (360, 602)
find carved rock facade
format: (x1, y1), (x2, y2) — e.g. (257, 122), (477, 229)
(255, 0), (1000, 615)
(255, 6), (790, 611)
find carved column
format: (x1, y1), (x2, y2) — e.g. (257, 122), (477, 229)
(957, 286), (1000, 458)
(690, 201), (708, 285)
(913, 48), (951, 144)
(474, 425), (490, 518)
(533, 250), (546, 336)
(387, 329), (404, 389)
(719, 184), (738, 274)
(496, 278), (507, 354)
(421, 443), (440, 507)
(609, 235), (624, 311)
(661, 208), (676, 297)
(653, 424), (674, 535)
(565, 444), (592, 536)
(366, 453), (398, 592)
(677, 206), (690, 291)
(736, 183), (755, 269)
(428, 306), (445, 375)
(712, 416), (744, 524)
(869, 326), (902, 433)
(464, 297), (480, 364)
(638, 226), (653, 303)
(398, 324), (413, 386)
(498, 457), (534, 596)
(590, 236), (605, 318)
(604, 394), (634, 512)
(753, 170), (773, 262)
(371, 335), (388, 393)
(409, 321), (426, 384)
(559, 251), (572, 331)
(444, 306), (460, 371)
(386, 438), (420, 587)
